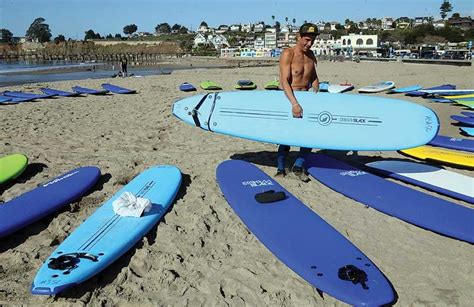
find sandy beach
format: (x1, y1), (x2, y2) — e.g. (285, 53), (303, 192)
(1, 59), (473, 306)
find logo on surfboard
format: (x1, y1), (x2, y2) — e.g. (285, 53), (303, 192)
(242, 180), (274, 188)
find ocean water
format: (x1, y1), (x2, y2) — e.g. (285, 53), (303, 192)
(0, 61), (173, 87)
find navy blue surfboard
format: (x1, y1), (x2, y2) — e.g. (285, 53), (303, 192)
(451, 115), (474, 126)
(405, 84), (455, 97)
(179, 82), (197, 92)
(41, 88), (81, 97)
(0, 95), (36, 104)
(101, 83), (136, 94)
(0, 96), (12, 103)
(428, 135), (474, 153)
(3, 91), (54, 99)
(461, 111), (474, 118)
(216, 160), (395, 306)
(305, 154), (474, 243)
(0, 167), (101, 238)
(72, 86), (109, 95)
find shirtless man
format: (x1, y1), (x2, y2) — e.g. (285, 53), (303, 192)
(277, 23), (319, 180)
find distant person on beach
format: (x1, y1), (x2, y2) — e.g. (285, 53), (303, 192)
(120, 58), (128, 77)
(276, 22), (320, 180)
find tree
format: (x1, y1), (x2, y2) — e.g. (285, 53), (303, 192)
(26, 17), (52, 42)
(199, 21), (208, 28)
(84, 29), (101, 40)
(115, 33), (122, 39)
(285, 17), (288, 24)
(271, 15), (275, 23)
(0, 28), (13, 43)
(292, 18), (296, 25)
(155, 23), (171, 34)
(53, 34), (66, 44)
(440, 0), (453, 19)
(123, 24), (138, 36)
(275, 21), (281, 32)
(106, 34), (113, 39)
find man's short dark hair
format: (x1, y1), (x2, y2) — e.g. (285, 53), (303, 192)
(299, 23), (318, 36)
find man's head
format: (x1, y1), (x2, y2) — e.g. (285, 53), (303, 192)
(297, 23), (318, 51)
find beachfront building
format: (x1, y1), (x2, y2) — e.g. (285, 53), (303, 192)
(341, 34), (378, 56)
(265, 32), (277, 49)
(254, 37), (265, 49)
(220, 48), (240, 58)
(240, 48), (257, 57)
(312, 34), (342, 56)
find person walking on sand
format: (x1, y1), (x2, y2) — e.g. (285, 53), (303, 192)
(277, 23), (320, 181)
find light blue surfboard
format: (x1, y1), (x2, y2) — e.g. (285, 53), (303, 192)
(31, 165), (182, 295)
(460, 127), (474, 136)
(173, 91), (439, 151)
(390, 85), (422, 93)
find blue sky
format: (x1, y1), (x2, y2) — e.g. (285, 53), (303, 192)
(1, 0), (473, 39)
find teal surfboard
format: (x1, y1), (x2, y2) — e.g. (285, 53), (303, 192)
(31, 165), (182, 295)
(173, 91), (439, 151)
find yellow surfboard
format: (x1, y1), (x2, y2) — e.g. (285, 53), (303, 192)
(0, 154), (28, 184)
(442, 94), (474, 99)
(400, 146), (474, 169)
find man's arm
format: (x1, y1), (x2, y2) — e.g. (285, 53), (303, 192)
(279, 49), (303, 118)
(311, 53), (319, 92)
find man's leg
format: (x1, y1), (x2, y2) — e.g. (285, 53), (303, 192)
(292, 147), (311, 181)
(276, 145), (290, 176)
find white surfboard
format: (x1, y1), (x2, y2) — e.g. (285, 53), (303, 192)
(366, 160), (474, 203)
(328, 83), (354, 93)
(358, 81), (395, 93)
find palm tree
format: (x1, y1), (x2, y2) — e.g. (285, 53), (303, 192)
(285, 17), (288, 24)
(292, 18), (296, 25)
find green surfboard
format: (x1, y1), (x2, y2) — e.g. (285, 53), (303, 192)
(0, 154), (28, 184)
(200, 80), (222, 90)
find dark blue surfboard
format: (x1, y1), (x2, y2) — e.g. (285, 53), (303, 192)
(216, 160), (395, 306)
(0, 95), (36, 104)
(405, 84), (455, 97)
(0, 167), (101, 238)
(451, 115), (474, 126)
(305, 154), (474, 243)
(461, 111), (474, 118)
(428, 135), (474, 153)
(72, 86), (109, 95)
(3, 91), (54, 99)
(41, 88), (81, 97)
(101, 83), (136, 94)
(179, 82), (197, 92)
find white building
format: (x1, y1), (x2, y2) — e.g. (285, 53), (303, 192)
(433, 20), (445, 29)
(254, 37), (265, 49)
(312, 34), (342, 56)
(265, 32), (277, 49)
(381, 17), (394, 30)
(230, 24), (241, 32)
(241, 23), (252, 33)
(341, 34), (378, 55)
(193, 33), (229, 49)
(254, 23), (265, 33)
